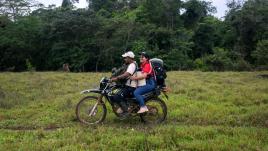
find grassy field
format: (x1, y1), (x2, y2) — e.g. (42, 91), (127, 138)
(0, 71), (267, 151)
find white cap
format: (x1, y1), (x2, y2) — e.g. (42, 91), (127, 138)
(122, 51), (135, 58)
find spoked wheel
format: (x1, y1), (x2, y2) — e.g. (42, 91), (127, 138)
(76, 96), (107, 125)
(140, 97), (167, 124)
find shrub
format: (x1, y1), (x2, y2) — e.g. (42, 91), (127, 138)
(252, 40), (268, 70)
(26, 59), (35, 72)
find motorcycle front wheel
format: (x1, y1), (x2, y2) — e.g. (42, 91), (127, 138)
(76, 96), (107, 125)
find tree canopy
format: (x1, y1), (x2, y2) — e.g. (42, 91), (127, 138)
(0, 0), (267, 71)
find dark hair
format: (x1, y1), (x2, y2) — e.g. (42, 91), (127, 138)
(138, 51), (150, 59)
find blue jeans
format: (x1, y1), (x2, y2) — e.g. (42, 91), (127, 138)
(133, 77), (156, 107)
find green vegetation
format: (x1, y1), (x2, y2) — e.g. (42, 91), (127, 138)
(0, 72), (267, 150)
(0, 0), (267, 149)
(0, 0), (267, 71)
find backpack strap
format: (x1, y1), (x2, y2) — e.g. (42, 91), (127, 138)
(149, 61), (157, 81)
(129, 62), (138, 85)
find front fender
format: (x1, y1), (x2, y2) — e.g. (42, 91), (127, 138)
(80, 89), (102, 94)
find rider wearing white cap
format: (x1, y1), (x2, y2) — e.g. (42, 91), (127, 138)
(111, 51), (138, 117)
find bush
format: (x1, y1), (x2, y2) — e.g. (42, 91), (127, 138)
(165, 48), (194, 70)
(194, 58), (207, 71)
(194, 48), (234, 71)
(26, 59), (36, 72)
(233, 58), (252, 71)
(252, 40), (268, 70)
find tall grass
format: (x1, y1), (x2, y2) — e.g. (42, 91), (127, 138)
(0, 71), (267, 150)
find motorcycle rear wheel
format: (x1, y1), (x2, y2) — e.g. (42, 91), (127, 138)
(140, 97), (167, 124)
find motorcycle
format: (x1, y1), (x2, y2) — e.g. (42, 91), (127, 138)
(76, 77), (168, 125)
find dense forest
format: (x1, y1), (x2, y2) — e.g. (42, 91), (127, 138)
(0, 0), (267, 72)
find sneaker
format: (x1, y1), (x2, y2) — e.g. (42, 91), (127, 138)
(116, 107), (123, 114)
(137, 106), (149, 114)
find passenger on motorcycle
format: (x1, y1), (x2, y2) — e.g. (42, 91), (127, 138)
(110, 51), (138, 116)
(130, 52), (156, 113)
